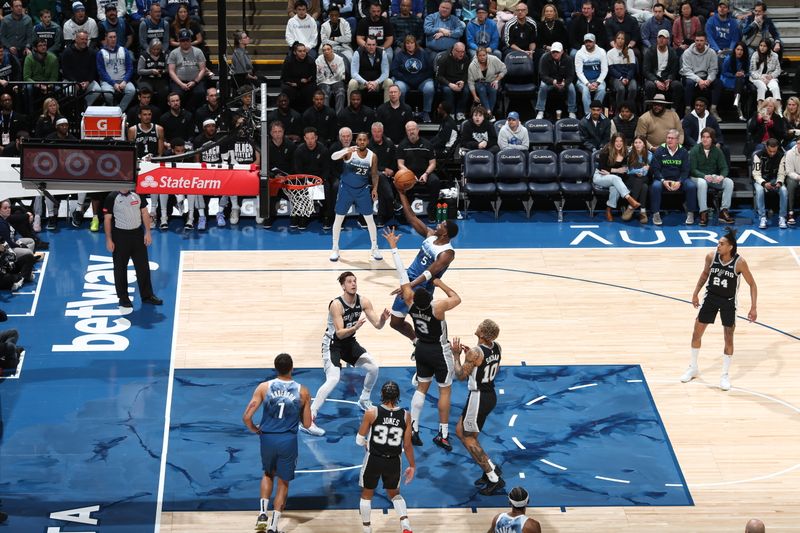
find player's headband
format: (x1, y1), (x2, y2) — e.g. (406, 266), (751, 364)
(509, 494), (529, 508)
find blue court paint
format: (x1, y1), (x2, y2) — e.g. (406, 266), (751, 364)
(0, 214), (793, 531)
(163, 365), (692, 513)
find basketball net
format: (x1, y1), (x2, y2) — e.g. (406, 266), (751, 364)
(281, 175), (319, 217)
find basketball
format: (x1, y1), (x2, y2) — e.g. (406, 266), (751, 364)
(394, 168), (417, 191)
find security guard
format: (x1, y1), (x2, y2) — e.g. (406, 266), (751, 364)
(103, 189), (163, 312)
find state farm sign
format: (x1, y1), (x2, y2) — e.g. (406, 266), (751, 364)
(136, 164), (259, 195)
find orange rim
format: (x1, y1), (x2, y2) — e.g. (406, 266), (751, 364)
(273, 174), (323, 190)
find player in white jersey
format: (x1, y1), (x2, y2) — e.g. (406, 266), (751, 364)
(329, 132), (382, 261)
(487, 487), (542, 533)
(303, 271), (390, 436)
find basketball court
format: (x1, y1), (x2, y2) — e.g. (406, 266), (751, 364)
(2, 211), (800, 532)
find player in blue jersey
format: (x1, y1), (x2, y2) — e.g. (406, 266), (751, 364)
(383, 188), (458, 343)
(329, 132), (382, 262)
(243, 353), (312, 532)
(487, 487), (542, 533)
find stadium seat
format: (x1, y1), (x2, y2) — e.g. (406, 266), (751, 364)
(462, 149), (497, 217)
(589, 150), (607, 218)
(527, 149), (561, 218)
(558, 149), (593, 221)
(524, 119), (555, 150)
(554, 118), (582, 150)
(493, 119), (506, 138)
(502, 51), (537, 113)
(494, 149), (530, 218)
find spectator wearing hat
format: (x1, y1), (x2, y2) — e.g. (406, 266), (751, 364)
(641, 3), (673, 49)
(0, 0), (34, 62)
(535, 41), (578, 120)
(167, 27), (207, 109)
(569, 1), (609, 56)
(23, 38), (59, 115)
(97, 30), (135, 111)
(356, 2), (394, 62)
(579, 99), (610, 151)
(466, 4), (501, 59)
(320, 5), (354, 62)
(498, 111), (529, 150)
(100, 4), (133, 49)
(502, 3), (537, 60)
(286, 0), (319, 59)
(33, 9), (63, 56)
(575, 32), (607, 115)
(390, 0), (424, 50)
(391, 34), (435, 122)
(643, 28), (682, 109)
(423, 0), (465, 62)
(636, 93), (683, 149)
(63, 1), (99, 48)
(705, 0), (740, 54)
(468, 46), (506, 117)
(680, 32), (722, 121)
(138, 3), (169, 52)
(95, 0), (128, 22)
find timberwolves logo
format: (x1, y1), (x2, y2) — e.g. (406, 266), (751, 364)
(404, 57), (423, 74)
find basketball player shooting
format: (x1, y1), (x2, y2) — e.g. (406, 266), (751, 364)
(381, 196), (458, 342)
(329, 133), (382, 262)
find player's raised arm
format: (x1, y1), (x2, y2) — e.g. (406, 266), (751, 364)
(692, 252), (715, 308)
(737, 257), (758, 322)
(383, 227), (412, 288)
(360, 296), (390, 329)
(242, 383), (267, 434)
(331, 145), (357, 160)
(431, 277), (461, 317)
(397, 188), (433, 238)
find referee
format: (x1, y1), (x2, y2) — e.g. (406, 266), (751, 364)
(103, 190), (163, 312)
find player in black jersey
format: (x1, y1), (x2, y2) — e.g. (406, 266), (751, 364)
(682, 229), (758, 391)
(407, 278), (461, 451)
(128, 106), (167, 229)
(303, 271), (390, 437)
(356, 381), (415, 533)
(452, 319), (505, 495)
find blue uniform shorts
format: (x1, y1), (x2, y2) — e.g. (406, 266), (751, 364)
(389, 282), (435, 318)
(260, 432), (298, 481)
(335, 183), (373, 216)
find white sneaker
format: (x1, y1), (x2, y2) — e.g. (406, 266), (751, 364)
(301, 422), (326, 436)
(370, 247), (383, 261)
(11, 278), (23, 291)
(329, 249), (340, 262)
(255, 512), (269, 531)
(230, 208), (240, 225)
(149, 216), (156, 229)
(255, 215), (265, 224)
(568, 112), (577, 119)
(33, 214), (41, 232)
(685, 212), (695, 225)
(653, 212), (662, 225)
(759, 216), (767, 229)
(680, 366), (699, 383)
(720, 374), (731, 391)
(535, 111), (544, 120)
(358, 398), (373, 411)
(779, 216), (787, 229)
(216, 212), (226, 227)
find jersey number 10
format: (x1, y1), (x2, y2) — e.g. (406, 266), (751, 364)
(481, 362), (499, 383)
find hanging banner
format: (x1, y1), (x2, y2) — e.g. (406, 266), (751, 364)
(136, 163), (260, 195)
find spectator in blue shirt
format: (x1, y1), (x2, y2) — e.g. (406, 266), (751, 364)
(650, 128), (696, 225)
(742, 1), (781, 56)
(423, 0), (465, 62)
(641, 3), (673, 49)
(705, 0), (740, 53)
(391, 34), (435, 121)
(466, 4), (501, 58)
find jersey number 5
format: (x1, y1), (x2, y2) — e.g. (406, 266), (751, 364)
(372, 425), (403, 446)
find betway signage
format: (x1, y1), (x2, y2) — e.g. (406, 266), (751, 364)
(136, 162), (260, 196)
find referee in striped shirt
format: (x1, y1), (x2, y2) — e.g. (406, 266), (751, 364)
(103, 190), (163, 312)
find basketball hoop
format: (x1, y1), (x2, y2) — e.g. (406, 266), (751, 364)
(270, 174), (323, 218)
